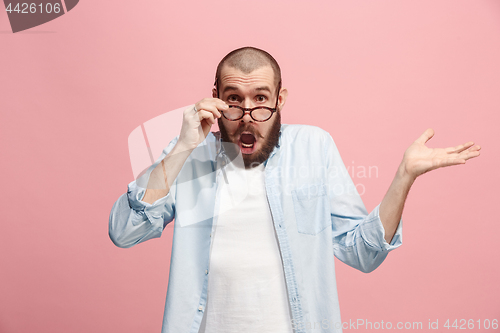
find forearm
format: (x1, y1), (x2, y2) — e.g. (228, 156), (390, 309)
(142, 142), (193, 204)
(379, 162), (415, 243)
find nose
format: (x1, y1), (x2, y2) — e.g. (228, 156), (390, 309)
(242, 98), (253, 109)
(240, 98), (254, 122)
(241, 110), (253, 123)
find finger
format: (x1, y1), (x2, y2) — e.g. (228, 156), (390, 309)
(185, 104), (198, 116)
(197, 102), (222, 118)
(436, 157), (467, 168)
(444, 149), (480, 166)
(197, 110), (216, 125)
(415, 128), (434, 144)
(214, 99), (229, 111)
(460, 150), (481, 161)
(445, 141), (475, 154)
(468, 144), (481, 152)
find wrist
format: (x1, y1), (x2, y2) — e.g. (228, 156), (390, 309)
(173, 140), (196, 153)
(397, 162), (417, 185)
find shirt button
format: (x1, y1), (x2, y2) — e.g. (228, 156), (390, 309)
(205, 269), (209, 275)
(198, 306), (204, 311)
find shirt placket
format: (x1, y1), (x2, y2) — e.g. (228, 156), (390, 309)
(190, 136), (226, 333)
(264, 162), (305, 333)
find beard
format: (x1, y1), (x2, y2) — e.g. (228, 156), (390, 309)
(218, 112), (281, 169)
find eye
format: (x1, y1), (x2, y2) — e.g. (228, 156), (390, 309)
(227, 95), (240, 103)
(256, 95), (267, 102)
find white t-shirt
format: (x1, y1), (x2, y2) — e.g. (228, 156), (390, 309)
(198, 162), (293, 333)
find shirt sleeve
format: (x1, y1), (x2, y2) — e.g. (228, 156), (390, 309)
(108, 136), (180, 248)
(325, 132), (403, 273)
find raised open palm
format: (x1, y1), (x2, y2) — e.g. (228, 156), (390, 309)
(402, 128), (481, 179)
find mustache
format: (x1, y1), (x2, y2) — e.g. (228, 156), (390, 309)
(236, 124), (264, 139)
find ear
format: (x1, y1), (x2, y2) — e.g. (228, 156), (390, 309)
(212, 88), (218, 99)
(277, 88), (288, 112)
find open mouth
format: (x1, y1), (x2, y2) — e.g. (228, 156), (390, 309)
(239, 132), (257, 154)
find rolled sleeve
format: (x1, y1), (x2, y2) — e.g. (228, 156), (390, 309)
(109, 136), (179, 248)
(358, 203), (403, 252)
(127, 180), (174, 227)
(326, 131), (403, 273)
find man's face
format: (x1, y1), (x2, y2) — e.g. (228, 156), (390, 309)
(213, 65), (288, 168)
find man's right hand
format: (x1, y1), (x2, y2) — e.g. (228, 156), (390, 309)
(178, 98), (228, 150)
(142, 99), (227, 203)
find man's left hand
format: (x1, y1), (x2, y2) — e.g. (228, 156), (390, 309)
(400, 128), (481, 181)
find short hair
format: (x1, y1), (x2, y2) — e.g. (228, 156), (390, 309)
(215, 47), (282, 94)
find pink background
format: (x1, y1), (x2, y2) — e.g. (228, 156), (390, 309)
(1, 0), (499, 332)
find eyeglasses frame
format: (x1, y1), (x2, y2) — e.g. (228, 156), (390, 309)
(214, 78), (282, 122)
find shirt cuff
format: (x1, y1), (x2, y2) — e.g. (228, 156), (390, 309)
(127, 180), (171, 225)
(359, 203), (403, 252)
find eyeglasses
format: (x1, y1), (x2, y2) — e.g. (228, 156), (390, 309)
(214, 79), (282, 122)
(223, 105), (277, 122)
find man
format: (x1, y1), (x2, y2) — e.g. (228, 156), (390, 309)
(109, 47), (481, 333)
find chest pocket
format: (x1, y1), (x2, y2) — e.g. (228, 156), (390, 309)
(292, 183), (331, 235)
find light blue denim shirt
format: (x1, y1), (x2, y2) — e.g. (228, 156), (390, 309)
(109, 124), (403, 333)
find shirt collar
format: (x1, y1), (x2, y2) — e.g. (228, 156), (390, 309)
(266, 124), (285, 163)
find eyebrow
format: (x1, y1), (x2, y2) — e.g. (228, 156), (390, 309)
(255, 86), (272, 93)
(222, 86), (272, 94)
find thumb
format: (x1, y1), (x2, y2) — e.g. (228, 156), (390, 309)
(415, 128), (434, 144)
